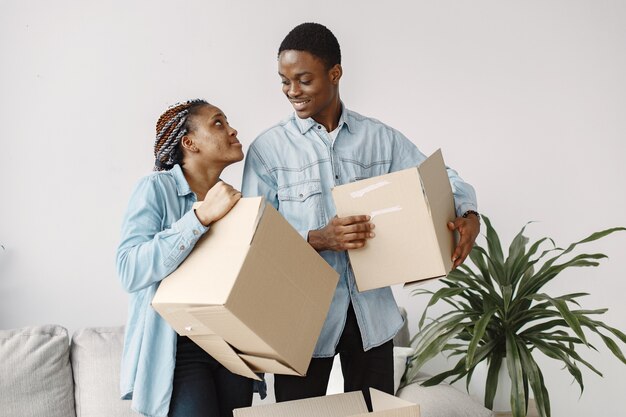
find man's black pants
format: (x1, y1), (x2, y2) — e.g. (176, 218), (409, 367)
(274, 303), (394, 411)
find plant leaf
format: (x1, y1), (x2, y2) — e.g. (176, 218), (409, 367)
(517, 340), (550, 417)
(506, 330), (526, 417)
(532, 294), (588, 346)
(466, 308), (497, 369)
(484, 352), (504, 410)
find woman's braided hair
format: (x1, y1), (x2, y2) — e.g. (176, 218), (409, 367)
(153, 99), (209, 171)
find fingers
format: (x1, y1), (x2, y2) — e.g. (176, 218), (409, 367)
(452, 242), (471, 269)
(332, 217), (375, 241)
(449, 215), (480, 269)
(333, 214), (371, 226)
(320, 214), (376, 251)
(198, 182), (242, 226)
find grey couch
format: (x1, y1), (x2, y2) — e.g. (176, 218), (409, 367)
(0, 321), (491, 417)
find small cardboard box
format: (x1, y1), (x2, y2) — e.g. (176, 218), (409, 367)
(331, 149), (456, 292)
(234, 388), (420, 417)
(152, 197), (339, 380)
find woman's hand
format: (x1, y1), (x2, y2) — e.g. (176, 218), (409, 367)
(195, 181), (242, 226)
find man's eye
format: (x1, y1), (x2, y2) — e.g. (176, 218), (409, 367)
(281, 80), (290, 85)
(300, 80), (311, 85)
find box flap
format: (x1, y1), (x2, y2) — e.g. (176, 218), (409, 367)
(152, 197), (264, 306)
(350, 389), (420, 417)
(351, 407), (420, 417)
(187, 305), (276, 356)
(416, 149), (455, 274)
(239, 354), (301, 376)
(188, 334), (261, 381)
(234, 391), (368, 417)
(370, 388), (419, 412)
(150, 303), (216, 336)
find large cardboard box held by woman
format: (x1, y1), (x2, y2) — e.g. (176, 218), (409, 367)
(152, 197), (339, 380)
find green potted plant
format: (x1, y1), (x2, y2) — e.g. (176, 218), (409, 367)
(402, 216), (626, 417)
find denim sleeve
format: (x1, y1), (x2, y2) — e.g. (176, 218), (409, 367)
(116, 176), (208, 293)
(241, 144), (279, 209)
(389, 130), (478, 216)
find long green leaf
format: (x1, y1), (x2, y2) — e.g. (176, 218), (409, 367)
(533, 293), (588, 346)
(578, 315), (626, 344)
(526, 336), (586, 391)
(506, 330), (526, 417)
(466, 308), (497, 369)
(484, 352), (504, 410)
(517, 340), (550, 417)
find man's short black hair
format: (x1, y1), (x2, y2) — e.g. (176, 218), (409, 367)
(278, 22), (341, 69)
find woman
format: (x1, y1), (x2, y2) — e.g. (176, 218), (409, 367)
(116, 99), (253, 417)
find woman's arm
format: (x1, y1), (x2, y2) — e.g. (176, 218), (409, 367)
(116, 176), (207, 293)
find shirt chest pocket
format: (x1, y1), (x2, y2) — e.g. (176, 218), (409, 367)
(277, 180), (326, 231)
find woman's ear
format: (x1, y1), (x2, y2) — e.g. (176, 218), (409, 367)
(181, 135), (198, 152)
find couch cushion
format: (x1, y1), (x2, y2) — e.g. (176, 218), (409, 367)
(396, 375), (492, 417)
(70, 326), (135, 417)
(0, 325), (76, 417)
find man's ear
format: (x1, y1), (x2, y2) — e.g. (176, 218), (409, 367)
(181, 135), (197, 152)
(329, 64), (342, 84)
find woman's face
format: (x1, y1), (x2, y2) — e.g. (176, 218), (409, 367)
(186, 104), (244, 167)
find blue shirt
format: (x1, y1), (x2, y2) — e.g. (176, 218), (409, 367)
(116, 165), (209, 417)
(242, 105), (478, 357)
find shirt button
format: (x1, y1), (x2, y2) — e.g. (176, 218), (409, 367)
(179, 245), (185, 251)
(335, 175), (339, 179)
(317, 125), (322, 129)
(193, 230), (200, 236)
(299, 193), (304, 198)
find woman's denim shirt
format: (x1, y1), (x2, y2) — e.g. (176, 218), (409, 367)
(116, 165), (209, 417)
(242, 106), (478, 358)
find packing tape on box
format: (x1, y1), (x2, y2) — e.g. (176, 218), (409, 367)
(370, 206), (402, 219)
(350, 181), (391, 198)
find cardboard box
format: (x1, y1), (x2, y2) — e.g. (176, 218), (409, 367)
(234, 388), (420, 417)
(331, 149), (456, 292)
(152, 197), (339, 380)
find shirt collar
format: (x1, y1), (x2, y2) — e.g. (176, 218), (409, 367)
(293, 102), (353, 135)
(170, 164), (194, 197)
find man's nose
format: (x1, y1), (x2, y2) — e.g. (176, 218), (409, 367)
(288, 82), (301, 97)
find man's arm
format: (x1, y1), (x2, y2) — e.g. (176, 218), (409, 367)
(241, 145), (279, 208)
(243, 144), (375, 252)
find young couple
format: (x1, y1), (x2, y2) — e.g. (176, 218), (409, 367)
(116, 22), (480, 417)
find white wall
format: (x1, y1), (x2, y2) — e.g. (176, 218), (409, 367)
(1, 1), (624, 415)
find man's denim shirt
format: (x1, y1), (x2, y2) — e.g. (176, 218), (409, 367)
(242, 106), (477, 357)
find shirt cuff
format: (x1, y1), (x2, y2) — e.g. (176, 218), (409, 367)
(456, 203), (478, 218)
(177, 209), (209, 244)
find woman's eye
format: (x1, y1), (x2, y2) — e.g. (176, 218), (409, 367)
(300, 80), (311, 85)
(215, 121), (222, 126)
(281, 80), (290, 85)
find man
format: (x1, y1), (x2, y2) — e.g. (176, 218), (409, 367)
(242, 22), (480, 408)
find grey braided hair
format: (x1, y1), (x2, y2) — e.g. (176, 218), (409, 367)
(153, 99), (210, 171)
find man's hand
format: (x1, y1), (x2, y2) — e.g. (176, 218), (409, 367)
(448, 214), (480, 269)
(308, 215), (375, 252)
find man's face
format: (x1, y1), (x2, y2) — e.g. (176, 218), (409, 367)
(278, 50), (341, 121)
